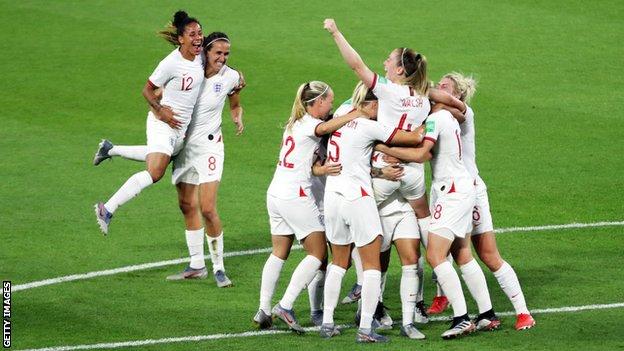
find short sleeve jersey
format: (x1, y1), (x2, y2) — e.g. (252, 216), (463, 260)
(459, 106), (479, 180)
(267, 114), (323, 199)
(370, 73), (430, 167)
(148, 48), (204, 134)
(185, 65), (240, 148)
(424, 110), (472, 184)
(325, 117), (397, 200)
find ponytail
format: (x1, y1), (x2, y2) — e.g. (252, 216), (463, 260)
(351, 81), (377, 111)
(396, 48), (429, 96)
(158, 10), (201, 46)
(286, 81), (331, 131)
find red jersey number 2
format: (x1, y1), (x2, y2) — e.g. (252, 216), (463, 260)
(278, 136), (295, 169)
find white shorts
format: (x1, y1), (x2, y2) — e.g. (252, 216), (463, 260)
(471, 178), (494, 235)
(267, 194), (324, 241)
(172, 142), (224, 185)
(324, 191), (383, 247)
(380, 211), (420, 252)
(428, 179), (476, 241)
(146, 112), (185, 156)
(373, 163), (426, 204)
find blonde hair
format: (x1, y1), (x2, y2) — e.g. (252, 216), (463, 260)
(287, 81), (331, 130)
(396, 48), (429, 96)
(351, 81), (377, 111)
(442, 72), (477, 103)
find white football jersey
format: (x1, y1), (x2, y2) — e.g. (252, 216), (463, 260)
(424, 110), (473, 185)
(325, 117), (397, 200)
(460, 106), (480, 180)
(371, 73), (430, 167)
(267, 114), (323, 199)
(185, 65), (240, 150)
(333, 100), (355, 117)
(148, 48), (204, 135)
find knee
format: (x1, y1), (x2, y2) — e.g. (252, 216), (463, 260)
(147, 166), (166, 183)
(400, 252), (418, 266)
(178, 199), (197, 216)
(477, 250), (503, 271)
(201, 204), (219, 221)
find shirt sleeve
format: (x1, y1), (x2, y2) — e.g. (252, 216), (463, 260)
(148, 57), (173, 88)
(227, 69), (241, 95)
(424, 112), (443, 143)
(303, 117), (323, 138)
(370, 73), (395, 101)
(362, 119), (397, 144)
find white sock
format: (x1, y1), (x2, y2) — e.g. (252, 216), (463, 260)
(351, 249), (364, 285)
(400, 264), (418, 326)
(493, 261), (529, 314)
(322, 264), (346, 325)
(185, 228), (205, 269)
(360, 269), (382, 329)
(109, 145), (148, 161)
(379, 270), (388, 302)
(280, 255), (322, 310)
(434, 261), (467, 317)
(104, 170), (153, 213)
(259, 254), (284, 314)
(206, 232), (224, 273)
(418, 216), (430, 248)
(460, 259), (493, 314)
(416, 256), (425, 302)
(434, 253), (454, 297)
(308, 270), (325, 312)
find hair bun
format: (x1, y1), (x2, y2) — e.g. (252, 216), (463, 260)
(173, 10), (189, 26)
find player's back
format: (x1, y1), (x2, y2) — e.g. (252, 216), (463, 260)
(459, 106), (479, 180)
(372, 74), (431, 131)
(268, 114), (322, 199)
(424, 110), (472, 185)
(325, 117), (395, 200)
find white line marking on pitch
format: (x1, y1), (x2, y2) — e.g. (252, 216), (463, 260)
(16, 302), (624, 351)
(12, 220), (624, 292)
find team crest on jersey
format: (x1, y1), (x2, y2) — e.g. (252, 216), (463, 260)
(213, 83), (223, 93)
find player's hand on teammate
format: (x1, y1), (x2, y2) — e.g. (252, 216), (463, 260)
(156, 105), (182, 129)
(323, 162), (342, 176)
(324, 19), (339, 34)
(382, 154), (401, 164)
(381, 164), (404, 181)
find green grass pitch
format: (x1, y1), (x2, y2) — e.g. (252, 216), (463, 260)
(1, 0), (623, 350)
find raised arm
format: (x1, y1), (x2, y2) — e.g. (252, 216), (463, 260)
(375, 142), (434, 164)
(314, 109), (359, 136)
(432, 102), (465, 124)
(228, 92), (244, 135)
(429, 88), (466, 113)
(324, 19), (375, 88)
